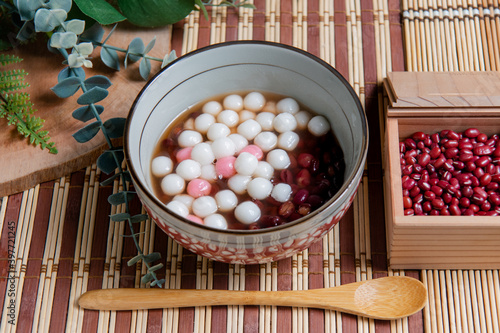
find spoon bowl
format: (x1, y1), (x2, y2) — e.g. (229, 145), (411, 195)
(78, 276), (426, 320)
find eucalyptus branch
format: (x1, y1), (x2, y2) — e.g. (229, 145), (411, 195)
(57, 48), (165, 288)
(81, 39), (164, 63)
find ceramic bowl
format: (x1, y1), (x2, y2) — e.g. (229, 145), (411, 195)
(124, 41), (368, 264)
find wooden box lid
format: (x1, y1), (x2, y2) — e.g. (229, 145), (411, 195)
(384, 72), (500, 117)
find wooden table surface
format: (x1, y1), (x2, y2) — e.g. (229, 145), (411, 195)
(1, 0), (500, 332)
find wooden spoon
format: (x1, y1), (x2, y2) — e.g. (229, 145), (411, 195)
(78, 276), (426, 320)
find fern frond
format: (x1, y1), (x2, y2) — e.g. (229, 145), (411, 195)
(0, 54), (22, 66)
(0, 57), (58, 154)
(0, 69), (29, 93)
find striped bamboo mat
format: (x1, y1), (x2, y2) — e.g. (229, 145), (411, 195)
(1, 0), (500, 332)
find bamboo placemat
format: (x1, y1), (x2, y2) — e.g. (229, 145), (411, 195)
(1, 0), (500, 332)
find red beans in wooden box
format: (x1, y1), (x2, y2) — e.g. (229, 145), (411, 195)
(383, 71), (500, 269)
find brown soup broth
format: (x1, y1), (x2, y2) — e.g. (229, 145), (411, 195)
(151, 91), (345, 230)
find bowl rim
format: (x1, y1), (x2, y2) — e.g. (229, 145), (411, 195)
(124, 40), (369, 235)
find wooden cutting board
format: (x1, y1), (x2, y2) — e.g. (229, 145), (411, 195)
(0, 24), (171, 197)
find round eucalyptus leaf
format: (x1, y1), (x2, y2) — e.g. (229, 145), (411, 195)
(15, 0), (44, 21)
(62, 19), (85, 35)
(46, 0), (72, 12)
(50, 31), (77, 49)
(34, 8), (67, 32)
(117, 0), (195, 28)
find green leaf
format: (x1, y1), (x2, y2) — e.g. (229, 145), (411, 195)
(143, 252), (161, 263)
(150, 278), (165, 287)
(108, 191), (135, 205)
(103, 117), (126, 138)
(161, 50), (177, 68)
(51, 76), (81, 98)
(144, 37), (156, 54)
(110, 212), (130, 221)
(34, 8), (67, 32)
(141, 272), (153, 284)
(195, 0), (209, 21)
(58, 67), (86, 81)
(79, 23), (104, 43)
(84, 75), (112, 90)
(73, 0), (126, 25)
(126, 37), (144, 63)
(50, 31), (78, 49)
(72, 104), (104, 122)
(61, 19), (86, 34)
(130, 214), (149, 223)
(77, 86), (108, 105)
(97, 149), (124, 174)
(148, 263), (163, 272)
(72, 121), (100, 143)
(100, 47), (120, 71)
(127, 254), (142, 266)
(117, 0), (195, 27)
(99, 172), (121, 186)
(139, 58), (151, 80)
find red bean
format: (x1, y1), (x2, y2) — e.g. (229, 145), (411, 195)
(434, 154), (446, 168)
(474, 167), (485, 178)
(489, 194), (500, 206)
(430, 146), (441, 159)
(465, 128), (480, 138)
(459, 141), (474, 150)
(294, 189), (310, 206)
(475, 156), (492, 167)
(279, 201), (295, 218)
(449, 204), (461, 215)
(431, 133), (440, 143)
(423, 201), (432, 212)
(445, 148), (459, 158)
(404, 209), (414, 216)
(481, 201), (491, 211)
(296, 169), (311, 187)
(431, 185), (443, 196)
(470, 204), (480, 213)
(414, 193), (424, 203)
(424, 191), (436, 201)
(431, 198), (445, 209)
(412, 131), (426, 141)
(440, 208), (451, 215)
(418, 153), (431, 166)
(418, 180), (431, 191)
(409, 186), (421, 197)
(477, 133), (488, 142)
(298, 153), (314, 168)
(480, 173), (492, 186)
(447, 131), (460, 140)
(402, 178), (416, 190)
(459, 149), (474, 162)
(414, 203), (423, 215)
(405, 138), (417, 149)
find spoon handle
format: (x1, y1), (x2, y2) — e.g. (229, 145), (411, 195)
(79, 287), (355, 310)
(78, 276), (426, 320)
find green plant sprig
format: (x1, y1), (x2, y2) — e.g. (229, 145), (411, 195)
(53, 50), (166, 287)
(0, 55), (57, 154)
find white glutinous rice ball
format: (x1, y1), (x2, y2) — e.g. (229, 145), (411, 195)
(278, 131), (300, 151)
(176, 159), (201, 180)
(192, 196), (217, 218)
(308, 115), (331, 136)
(243, 92), (266, 111)
(151, 156), (173, 177)
(234, 201), (261, 224)
(173, 194), (194, 210)
(184, 118), (195, 130)
(194, 113), (215, 134)
(191, 142), (215, 165)
(200, 164), (218, 181)
(228, 133), (248, 153)
(202, 100), (222, 116)
(234, 152), (259, 175)
(247, 177), (273, 200)
(228, 174), (252, 194)
(204, 214), (228, 229)
(253, 161), (274, 179)
(271, 183), (292, 202)
(223, 94), (244, 111)
(166, 200), (189, 218)
(255, 112), (275, 131)
(266, 149), (291, 170)
(254, 132), (278, 152)
(273, 113), (297, 133)
(215, 189), (238, 212)
(207, 122), (231, 141)
(237, 119), (262, 140)
(217, 110), (239, 127)
(239, 110), (256, 122)
(177, 130), (203, 148)
(276, 97), (299, 114)
(161, 174), (185, 196)
(295, 110), (312, 130)
(211, 137), (236, 159)
(262, 101), (277, 113)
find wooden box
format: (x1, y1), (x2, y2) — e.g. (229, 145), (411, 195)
(383, 72), (500, 269)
